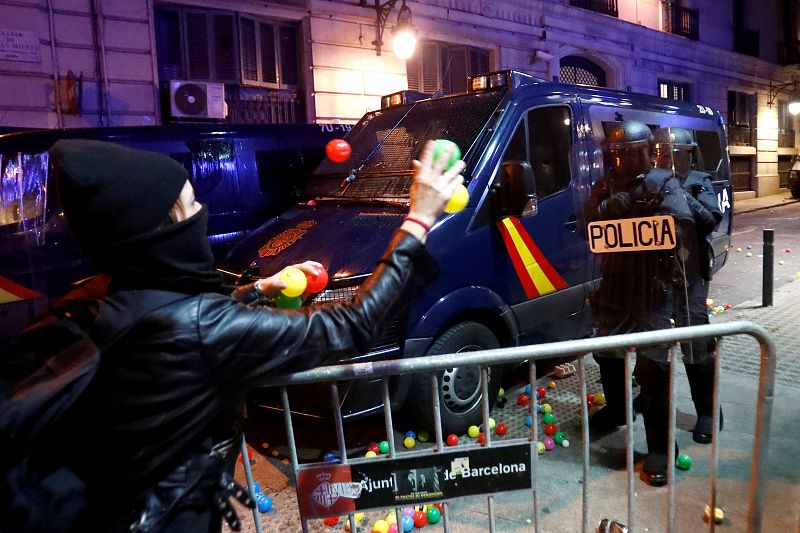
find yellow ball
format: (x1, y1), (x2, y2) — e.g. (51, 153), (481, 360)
(365, 450), (377, 458)
(704, 505), (724, 524)
(444, 184), (469, 213)
(403, 436), (416, 449)
(537, 441), (546, 454)
(467, 425), (480, 438)
(372, 519), (390, 533)
(594, 392), (606, 406)
(547, 381), (556, 389)
(279, 267), (307, 297)
(344, 513), (365, 532)
(385, 512), (397, 524)
(736, 247), (742, 252)
(498, 387), (505, 397)
(541, 403), (552, 414)
(488, 417), (496, 430)
(746, 252), (753, 257)
(706, 298), (714, 306)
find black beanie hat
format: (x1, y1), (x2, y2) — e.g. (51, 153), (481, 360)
(49, 140), (189, 253)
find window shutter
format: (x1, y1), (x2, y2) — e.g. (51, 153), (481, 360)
(155, 9), (183, 80)
(406, 52), (421, 91)
(260, 22), (277, 84)
(240, 18), (259, 83)
(421, 42), (440, 94)
(279, 25), (299, 86)
(212, 14), (237, 81)
(469, 48), (489, 77)
(185, 12), (210, 80)
(439, 45), (451, 95)
(449, 46), (468, 93)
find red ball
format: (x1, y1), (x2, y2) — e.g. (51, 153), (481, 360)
(413, 511), (427, 528)
(367, 443), (380, 454)
(432, 503), (444, 515)
(323, 516), (339, 526)
(517, 393), (530, 407)
(544, 423), (557, 436)
(587, 393), (595, 404)
(536, 387), (547, 399)
(305, 267), (329, 294)
(587, 398), (595, 409)
(446, 434), (459, 446)
(478, 432), (486, 445)
(325, 139), (352, 163)
(496, 423), (508, 436)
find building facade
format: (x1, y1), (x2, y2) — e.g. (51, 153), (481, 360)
(1, 0), (799, 197)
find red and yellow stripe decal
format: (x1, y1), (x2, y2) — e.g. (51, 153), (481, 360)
(0, 276), (42, 304)
(497, 217), (568, 299)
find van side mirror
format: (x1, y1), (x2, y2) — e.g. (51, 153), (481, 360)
(497, 160), (537, 217)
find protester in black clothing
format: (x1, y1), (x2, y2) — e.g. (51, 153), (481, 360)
(586, 120), (695, 486)
(654, 127), (724, 443)
(2, 139), (463, 533)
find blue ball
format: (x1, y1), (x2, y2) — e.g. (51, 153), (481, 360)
(524, 384), (532, 395)
(401, 514), (414, 532)
(536, 404), (541, 413)
(536, 390), (540, 400)
(253, 482), (261, 493)
(324, 452), (340, 462)
(255, 492), (272, 513)
(525, 415), (532, 427)
(405, 430), (417, 439)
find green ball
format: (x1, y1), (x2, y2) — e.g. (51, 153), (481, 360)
(677, 453), (693, 470)
(426, 507), (441, 524)
(275, 294), (302, 309)
(541, 403), (552, 414)
(553, 431), (566, 445)
(379, 440), (389, 454)
(536, 441), (546, 455)
(417, 430), (430, 443)
(432, 139), (461, 170)
(467, 425), (480, 438)
(543, 413), (555, 424)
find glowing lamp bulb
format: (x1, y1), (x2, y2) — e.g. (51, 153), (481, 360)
(393, 29), (417, 60)
(788, 102), (800, 115)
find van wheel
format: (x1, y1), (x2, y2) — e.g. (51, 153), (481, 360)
(408, 322), (503, 436)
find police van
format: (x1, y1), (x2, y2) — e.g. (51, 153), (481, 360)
(224, 71), (733, 432)
(0, 123), (344, 349)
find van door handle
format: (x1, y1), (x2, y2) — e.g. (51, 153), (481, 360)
(564, 215), (577, 231)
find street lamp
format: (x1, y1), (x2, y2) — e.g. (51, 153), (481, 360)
(360, 0), (417, 58)
(788, 102), (800, 115)
(767, 79), (800, 108)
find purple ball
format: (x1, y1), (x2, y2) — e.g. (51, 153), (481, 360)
(401, 507), (415, 516)
(543, 436), (555, 451)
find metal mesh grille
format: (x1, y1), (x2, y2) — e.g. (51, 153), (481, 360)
(311, 284), (401, 347)
(307, 90), (506, 200)
(560, 65), (599, 86)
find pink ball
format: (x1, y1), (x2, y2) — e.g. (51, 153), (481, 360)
(388, 524), (398, 533)
(543, 436), (555, 451)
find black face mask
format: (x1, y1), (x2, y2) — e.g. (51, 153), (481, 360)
(97, 206), (225, 295)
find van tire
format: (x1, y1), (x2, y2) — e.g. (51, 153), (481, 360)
(408, 322), (503, 436)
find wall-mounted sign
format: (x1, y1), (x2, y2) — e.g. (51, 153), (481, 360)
(296, 442), (532, 518)
(0, 29), (41, 63)
(588, 215), (677, 253)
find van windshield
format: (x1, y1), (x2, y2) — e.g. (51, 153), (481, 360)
(304, 90), (506, 204)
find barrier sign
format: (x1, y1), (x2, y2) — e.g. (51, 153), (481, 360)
(296, 442), (532, 518)
(588, 215), (676, 253)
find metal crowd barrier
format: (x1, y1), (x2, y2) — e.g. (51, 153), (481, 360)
(247, 320), (775, 533)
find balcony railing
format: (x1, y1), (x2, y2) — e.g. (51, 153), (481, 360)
(778, 129), (796, 148)
(225, 86), (305, 124)
(570, 0), (618, 18)
(667, 4), (699, 40)
(734, 29), (760, 58)
(727, 124), (752, 146)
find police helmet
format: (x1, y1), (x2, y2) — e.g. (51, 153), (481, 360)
(605, 120), (653, 150)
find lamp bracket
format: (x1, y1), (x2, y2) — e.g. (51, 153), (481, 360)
(768, 79), (799, 108)
(359, 0), (401, 56)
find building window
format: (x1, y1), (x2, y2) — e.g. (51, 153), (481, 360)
(778, 101), (796, 148)
(406, 41), (489, 95)
(559, 56), (606, 87)
(569, 0), (618, 18)
(659, 79), (690, 101)
(664, 3), (699, 40)
(727, 90), (753, 146)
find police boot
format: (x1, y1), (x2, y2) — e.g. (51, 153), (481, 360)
(685, 357), (723, 444)
(590, 354), (636, 432)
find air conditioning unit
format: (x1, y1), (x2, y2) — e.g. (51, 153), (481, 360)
(169, 80), (226, 120)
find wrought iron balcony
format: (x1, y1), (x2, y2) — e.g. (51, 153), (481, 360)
(727, 124), (752, 146)
(570, 0), (618, 18)
(667, 4), (699, 40)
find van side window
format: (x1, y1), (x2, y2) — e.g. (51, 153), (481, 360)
(502, 120), (528, 163)
(527, 107), (572, 198)
(695, 130), (723, 176)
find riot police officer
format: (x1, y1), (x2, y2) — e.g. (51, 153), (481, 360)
(654, 127), (723, 443)
(586, 120), (695, 486)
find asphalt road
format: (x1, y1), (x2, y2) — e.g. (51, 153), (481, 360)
(710, 201), (800, 307)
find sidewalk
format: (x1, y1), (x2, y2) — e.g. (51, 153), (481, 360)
(735, 190), (799, 214)
(231, 285), (800, 533)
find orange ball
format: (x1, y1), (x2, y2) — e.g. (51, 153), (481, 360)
(326, 139), (351, 163)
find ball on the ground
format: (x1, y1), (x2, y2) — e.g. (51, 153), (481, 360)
(478, 432), (486, 445)
(417, 430), (430, 443)
(403, 436), (415, 449)
(524, 384), (532, 395)
(365, 450), (377, 458)
(561, 439), (570, 448)
(323, 516), (339, 526)
(537, 441), (546, 454)
(496, 423), (508, 436)
(548, 381), (556, 389)
(379, 440), (390, 454)
(594, 392), (607, 406)
(677, 454), (692, 470)
(553, 431), (566, 445)
(517, 394), (530, 407)
(426, 506), (442, 524)
(704, 505), (724, 524)
(373, 519), (390, 533)
(541, 403), (552, 414)
(412, 510), (427, 528)
(525, 415), (532, 427)
(543, 413), (555, 424)
(544, 423), (557, 436)
(746, 252), (753, 257)
(400, 514), (414, 532)
(467, 425), (480, 438)
(446, 434), (459, 446)
(488, 417), (496, 430)
(543, 436), (555, 451)
(536, 386), (547, 399)
(367, 443), (380, 454)
(498, 387), (505, 397)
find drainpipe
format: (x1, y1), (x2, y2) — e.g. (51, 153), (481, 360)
(90, 0), (111, 126)
(46, 0), (63, 128)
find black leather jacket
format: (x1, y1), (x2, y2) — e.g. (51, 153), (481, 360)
(69, 230), (436, 530)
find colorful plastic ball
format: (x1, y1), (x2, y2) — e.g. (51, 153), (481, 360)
(488, 417), (496, 430)
(537, 441), (546, 455)
(498, 387), (505, 397)
(365, 450), (377, 458)
(402, 507), (415, 517)
(444, 184), (469, 213)
(594, 393), (606, 406)
(446, 434), (459, 446)
(541, 403), (552, 414)
(388, 524), (398, 533)
(496, 423), (508, 436)
(323, 516), (339, 526)
(544, 423), (557, 436)
(543, 413), (555, 424)
(417, 430), (430, 443)
(736, 247), (742, 252)
(324, 452), (340, 462)
(432, 139), (462, 170)
(525, 415), (532, 427)
(787, 248), (792, 253)
(478, 432), (486, 445)
(367, 443), (380, 454)
(426, 506), (442, 524)
(548, 381), (556, 389)
(253, 482), (261, 492)
(724, 304), (732, 310)
(543, 436), (555, 451)
(255, 492), (272, 512)
(747, 245), (752, 250)
(524, 384), (532, 395)
(468, 425), (480, 438)
(677, 454), (693, 470)
(325, 139), (352, 163)
(385, 511), (397, 524)
(379, 440), (390, 454)
(275, 293), (303, 309)
(561, 439), (570, 448)
(413, 510), (427, 528)
(779, 260), (785, 265)
(373, 519), (390, 533)
(344, 514), (365, 532)
(305, 267), (329, 293)
(704, 505), (724, 524)
(536, 386), (547, 399)
(587, 397), (595, 409)
(403, 436), (416, 449)
(517, 393), (530, 407)
(405, 430), (417, 439)
(536, 404), (541, 413)
(401, 515), (414, 532)
(746, 252), (753, 257)
(279, 267), (307, 297)
(587, 393), (595, 404)
(553, 431), (566, 445)
(432, 503), (444, 515)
